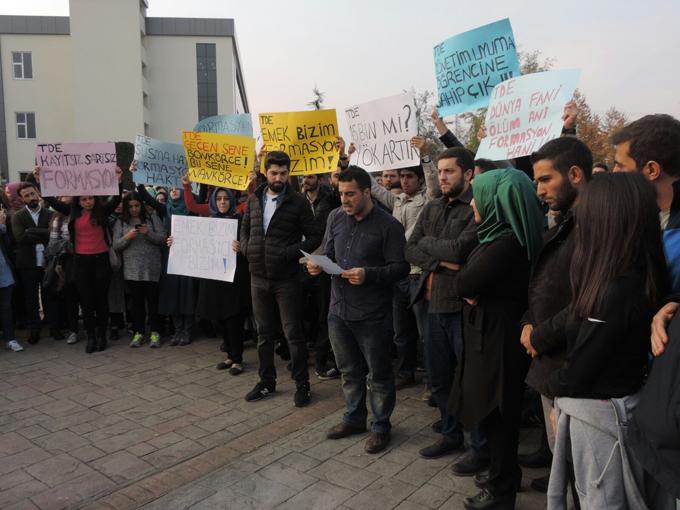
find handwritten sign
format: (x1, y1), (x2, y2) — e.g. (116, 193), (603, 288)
(182, 131), (255, 191)
(259, 109), (340, 175)
(35, 142), (118, 197)
(133, 135), (187, 189)
(167, 215), (238, 282)
(475, 69), (581, 160)
(345, 93), (419, 173)
(193, 114), (253, 137)
(434, 19), (520, 116)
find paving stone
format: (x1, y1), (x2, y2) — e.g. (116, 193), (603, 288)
(5, 499), (41, 510)
(139, 485), (216, 510)
(308, 458), (381, 491)
(0, 432), (34, 455)
(344, 477), (418, 510)
(30, 471), (116, 510)
(393, 500), (429, 510)
(40, 410), (103, 433)
(146, 432), (184, 449)
(70, 445), (107, 463)
(0, 447), (52, 475)
(195, 410), (250, 433)
(364, 458), (406, 477)
(277, 480), (355, 510)
(258, 461), (318, 491)
(35, 399), (88, 418)
(175, 424), (211, 441)
(0, 479), (48, 508)
(187, 488), (268, 510)
(25, 453), (94, 487)
(126, 442), (157, 457)
(242, 445), (292, 466)
(407, 483), (453, 509)
(0, 469), (34, 491)
(92, 427), (158, 453)
(196, 430), (236, 449)
(197, 460), (261, 489)
(142, 439), (204, 469)
(4, 385), (43, 401)
(33, 429), (90, 453)
(230, 473), (299, 507)
(394, 458), (450, 488)
(277, 451), (322, 472)
(91, 451), (154, 484)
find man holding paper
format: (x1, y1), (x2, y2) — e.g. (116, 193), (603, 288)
(307, 166), (409, 454)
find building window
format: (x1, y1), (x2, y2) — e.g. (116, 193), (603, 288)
(196, 43), (217, 120)
(12, 52), (33, 79)
(16, 113), (36, 139)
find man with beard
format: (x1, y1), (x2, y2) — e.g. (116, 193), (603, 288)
(300, 172), (341, 379)
(518, 136), (592, 494)
(240, 151), (322, 407)
(12, 182), (58, 344)
(405, 147), (488, 468)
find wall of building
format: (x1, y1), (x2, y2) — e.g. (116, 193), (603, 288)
(1, 34), (73, 179)
(145, 35), (236, 143)
(69, 0), (146, 142)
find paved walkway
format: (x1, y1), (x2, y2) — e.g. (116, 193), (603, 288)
(0, 334), (547, 509)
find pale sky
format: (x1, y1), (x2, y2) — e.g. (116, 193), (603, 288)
(5, 0), (680, 136)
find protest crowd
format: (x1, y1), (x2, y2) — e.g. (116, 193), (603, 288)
(3, 22), (680, 510)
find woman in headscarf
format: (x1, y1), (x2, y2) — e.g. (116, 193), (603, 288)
(183, 179), (250, 374)
(157, 184), (197, 345)
(449, 168), (544, 510)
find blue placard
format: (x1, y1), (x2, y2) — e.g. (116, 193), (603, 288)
(193, 114), (253, 137)
(133, 135), (187, 189)
(434, 19), (521, 116)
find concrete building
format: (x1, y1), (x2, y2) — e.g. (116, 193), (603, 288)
(0, 0), (249, 182)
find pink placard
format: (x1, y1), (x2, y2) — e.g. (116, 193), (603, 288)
(35, 142), (118, 197)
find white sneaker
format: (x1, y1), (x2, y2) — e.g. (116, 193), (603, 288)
(66, 332), (78, 344)
(6, 340), (24, 352)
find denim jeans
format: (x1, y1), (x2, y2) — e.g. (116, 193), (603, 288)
(251, 275), (309, 385)
(392, 277), (420, 377)
(427, 312), (486, 451)
(329, 313), (396, 433)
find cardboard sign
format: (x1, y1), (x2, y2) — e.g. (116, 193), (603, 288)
(35, 142), (118, 197)
(183, 131), (255, 191)
(475, 69), (581, 160)
(259, 109), (340, 175)
(345, 92), (420, 172)
(193, 114), (253, 137)
(167, 215), (238, 282)
(133, 135), (187, 189)
(434, 19), (521, 116)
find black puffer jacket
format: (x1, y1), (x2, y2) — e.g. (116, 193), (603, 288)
(524, 210), (576, 397)
(241, 183), (322, 280)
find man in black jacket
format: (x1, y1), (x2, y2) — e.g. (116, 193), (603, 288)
(300, 173), (341, 379)
(241, 151), (322, 407)
(12, 182), (59, 344)
(405, 147), (487, 469)
(519, 137), (592, 493)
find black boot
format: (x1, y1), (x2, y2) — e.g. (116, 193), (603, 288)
(96, 328), (108, 352)
(85, 330), (97, 354)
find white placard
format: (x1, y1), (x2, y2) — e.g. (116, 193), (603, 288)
(345, 92), (420, 173)
(475, 70), (580, 160)
(167, 215), (238, 282)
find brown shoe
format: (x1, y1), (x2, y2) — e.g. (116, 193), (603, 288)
(365, 432), (391, 454)
(326, 422), (366, 440)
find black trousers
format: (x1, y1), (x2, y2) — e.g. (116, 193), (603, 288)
(0, 285), (15, 342)
(20, 267), (54, 333)
(481, 346), (531, 497)
(300, 271), (335, 371)
(251, 274), (308, 385)
(49, 282), (79, 333)
(128, 280), (160, 334)
(220, 313), (246, 363)
(74, 253), (111, 338)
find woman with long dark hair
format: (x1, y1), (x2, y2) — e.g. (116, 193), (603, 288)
(112, 192), (166, 348)
(35, 166), (122, 353)
(182, 178), (250, 374)
(545, 172), (668, 509)
(449, 168), (544, 510)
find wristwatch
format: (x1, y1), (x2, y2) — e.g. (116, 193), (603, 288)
(421, 155), (432, 163)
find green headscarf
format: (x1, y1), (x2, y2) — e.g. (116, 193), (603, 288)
(472, 168), (544, 261)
